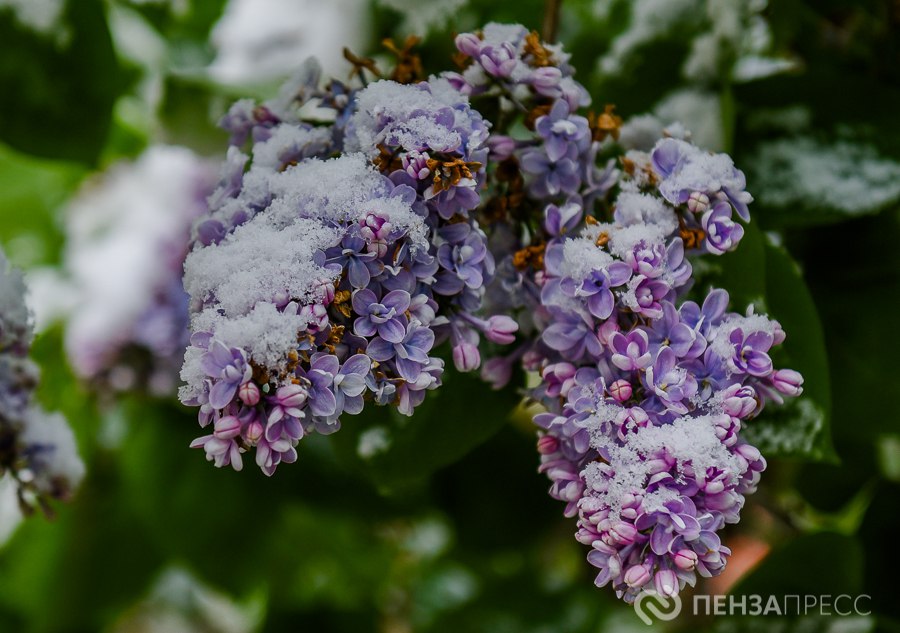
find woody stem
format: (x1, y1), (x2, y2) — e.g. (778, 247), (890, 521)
(543, 0), (563, 43)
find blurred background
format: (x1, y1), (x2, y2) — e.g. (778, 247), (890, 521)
(0, 0), (899, 631)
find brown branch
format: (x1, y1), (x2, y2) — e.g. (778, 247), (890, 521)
(542, 0), (563, 43)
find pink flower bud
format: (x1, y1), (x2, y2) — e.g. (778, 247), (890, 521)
(244, 420), (264, 444)
(687, 191), (710, 213)
(537, 434), (558, 455)
(655, 569), (679, 597)
(597, 319), (620, 347)
(772, 368), (803, 396)
(530, 67), (562, 96)
(484, 315), (518, 344)
(452, 341), (481, 372)
(482, 356), (513, 390)
(454, 32), (482, 58)
(213, 415), (242, 441)
(487, 135), (517, 161)
(624, 564), (651, 588)
(238, 381), (261, 406)
(608, 379), (632, 403)
(674, 549), (698, 571)
(606, 521), (637, 545)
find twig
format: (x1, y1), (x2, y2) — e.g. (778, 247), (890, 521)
(542, 0), (563, 43)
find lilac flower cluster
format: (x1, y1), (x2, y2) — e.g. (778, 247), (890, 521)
(180, 59), (515, 475)
(0, 249), (84, 514)
(181, 24), (805, 603)
(445, 25), (803, 601)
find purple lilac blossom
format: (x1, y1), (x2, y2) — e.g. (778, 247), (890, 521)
(446, 24), (804, 604)
(180, 65), (516, 476)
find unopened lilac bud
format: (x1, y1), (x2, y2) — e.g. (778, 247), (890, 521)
(273, 289), (291, 308)
(443, 71), (471, 95)
(674, 549), (698, 571)
(597, 319), (620, 347)
(654, 569), (679, 597)
(606, 521), (637, 545)
(537, 434), (559, 455)
(487, 135), (517, 161)
(455, 32), (482, 58)
(772, 368), (803, 396)
(687, 191), (710, 213)
(244, 419), (264, 445)
(608, 379), (632, 403)
(530, 67), (562, 97)
(214, 415), (242, 441)
(624, 564), (651, 588)
(452, 341), (481, 372)
(299, 303), (328, 330)
(275, 383), (308, 408)
(484, 315), (518, 344)
(313, 279), (335, 306)
(482, 356), (513, 390)
(238, 381), (261, 406)
(522, 349), (543, 371)
(402, 150), (431, 180)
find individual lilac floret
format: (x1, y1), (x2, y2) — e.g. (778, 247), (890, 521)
(352, 289), (410, 342)
(535, 101), (591, 162)
(367, 320), (436, 381)
(702, 201), (745, 255)
(202, 342), (252, 409)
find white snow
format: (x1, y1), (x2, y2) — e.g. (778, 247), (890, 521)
(357, 426), (392, 459)
(560, 236), (614, 281)
(584, 414), (746, 519)
(208, 0), (369, 85)
(19, 408), (85, 495)
(183, 216), (341, 318)
(377, 0), (470, 35)
(748, 136), (900, 215)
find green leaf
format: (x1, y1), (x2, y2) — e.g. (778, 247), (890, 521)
(741, 240), (835, 462)
(0, 143), (86, 266)
(0, 458), (164, 633)
(732, 532), (864, 598)
(702, 217), (767, 309)
(0, 0), (124, 165)
(332, 369), (522, 492)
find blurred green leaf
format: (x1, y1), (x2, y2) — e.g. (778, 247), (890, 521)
(0, 0), (124, 165)
(0, 456), (164, 633)
(741, 241), (835, 462)
(333, 370), (521, 492)
(0, 143), (86, 266)
(704, 218), (767, 308)
(733, 532), (864, 597)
